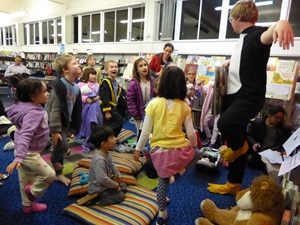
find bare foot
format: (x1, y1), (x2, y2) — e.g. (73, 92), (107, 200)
(52, 162), (64, 171)
(56, 175), (71, 186)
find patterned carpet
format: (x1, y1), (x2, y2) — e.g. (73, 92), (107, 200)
(0, 121), (265, 225)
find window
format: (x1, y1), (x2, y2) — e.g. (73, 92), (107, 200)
(35, 23), (39, 44)
(180, 0), (220, 40)
(289, 0), (300, 37)
(91, 13), (101, 43)
(29, 24), (34, 45)
(132, 6), (145, 41)
(226, 0), (282, 38)
(226, 0), (240, 39)
(0, 25), (16, 46)
(82, 15), (91, 42)
(116, 9), (128, 42)
(75, 5), (145, 43)
(104, 11), (115, 42)
(57, 19), (62, 44)
(23, 18), (60, 45)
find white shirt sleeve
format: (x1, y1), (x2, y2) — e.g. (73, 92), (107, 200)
(135, 114), (153, 151)
(184, 114), (197, 147)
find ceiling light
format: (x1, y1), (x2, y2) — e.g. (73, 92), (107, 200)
(120, 18), (145, 23)
(91, 30), (107, 34)
(215, 1), (273, 11)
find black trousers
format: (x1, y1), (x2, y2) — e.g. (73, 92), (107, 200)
(218, 94), (263, 150)
(218, 94), (264, 183)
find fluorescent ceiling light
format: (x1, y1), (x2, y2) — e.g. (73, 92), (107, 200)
(91, 30), (107, 34)
(215, 1), (273, 11)
(82, 39), (94, 42)
(120, 18), (145, 23)
(119, 38), (135, 42)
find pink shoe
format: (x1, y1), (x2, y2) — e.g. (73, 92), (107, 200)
(25, 185), (37, 202)
(23, 203), (47, 214)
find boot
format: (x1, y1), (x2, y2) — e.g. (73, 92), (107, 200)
(219, 141), (248, 163)
(207, 181), (241, 195)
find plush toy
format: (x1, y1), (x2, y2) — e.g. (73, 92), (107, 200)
(195, 175), (285, 225)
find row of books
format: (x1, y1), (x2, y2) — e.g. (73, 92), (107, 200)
(26, 62), (53, 69)
(26, 53), (57, 61)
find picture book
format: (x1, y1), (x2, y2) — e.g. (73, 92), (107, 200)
(265, 83), (292, 100)
(186, 55), (201, 64)
(211, 56), (226, 67)
(276, 60), (296, 73)
(267, 71), (295, 85)
(185, 63), (198, 74)
(197, 75), (210, 85)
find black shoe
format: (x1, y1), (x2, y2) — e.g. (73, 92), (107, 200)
(156, 217), (167, 225)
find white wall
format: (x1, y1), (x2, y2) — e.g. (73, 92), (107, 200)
(0, 0), (299, 57)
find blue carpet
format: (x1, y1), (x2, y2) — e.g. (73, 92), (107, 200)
(0, 123), (264, 225)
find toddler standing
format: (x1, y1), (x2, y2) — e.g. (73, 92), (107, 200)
(77, 67), (103, 153)
(100, 60), (124, 137)
(6, 78), (55, 214)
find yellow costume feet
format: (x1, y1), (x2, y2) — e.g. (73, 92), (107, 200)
(219, 141), (248, 163)
(207, 182), (241, 195)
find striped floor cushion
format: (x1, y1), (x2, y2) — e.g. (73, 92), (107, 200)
(68, 166), (137, 196)
(64, 185), (158, 225)
(117, 128), (136, 144)
(76, 152), (147, 175)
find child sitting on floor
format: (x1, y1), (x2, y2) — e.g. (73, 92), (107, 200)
(86, 125), (126, 206)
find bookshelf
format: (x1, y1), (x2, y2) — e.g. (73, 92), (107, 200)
(0, 52), (57, 76)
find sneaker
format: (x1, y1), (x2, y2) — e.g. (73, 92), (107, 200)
(202, 138), (211, 146)
(7, 125), (17, 137)
(208, 142), (214, 148)
(23, 203), (47, 214)
(82, 146), (90, 153)
(115, 144), (127, 153)
(25, 185), (37, 202)
(3, 141), (15, 151)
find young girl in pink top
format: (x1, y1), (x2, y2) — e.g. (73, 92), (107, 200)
(77, 67), (103, 153)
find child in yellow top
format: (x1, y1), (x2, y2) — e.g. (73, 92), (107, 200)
(134, 66), (204, 225)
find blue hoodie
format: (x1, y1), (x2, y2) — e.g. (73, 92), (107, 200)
(6, 102), (50, 163)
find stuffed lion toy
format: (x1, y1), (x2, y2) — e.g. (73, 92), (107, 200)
(195, 175), (284, 225)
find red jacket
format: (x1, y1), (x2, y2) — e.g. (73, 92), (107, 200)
(149, 53), (173, 74)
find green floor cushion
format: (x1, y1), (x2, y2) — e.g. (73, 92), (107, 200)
(69, 166), (137, 196)
(76, 152), (147, 175)
(64, 185), (158, 225)
(117, 128), (136, 144)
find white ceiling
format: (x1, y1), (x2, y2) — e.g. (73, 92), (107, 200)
(0, 0), (65, 14)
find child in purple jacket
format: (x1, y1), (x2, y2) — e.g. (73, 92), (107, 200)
(126, 58), (156, 141)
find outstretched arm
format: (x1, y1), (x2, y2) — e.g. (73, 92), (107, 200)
(261, 20), (294, 50)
